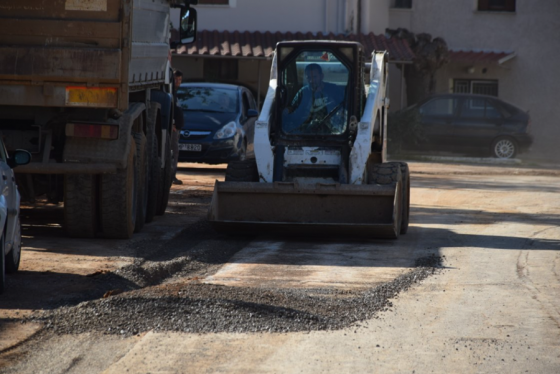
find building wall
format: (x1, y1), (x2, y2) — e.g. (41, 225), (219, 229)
(177, 0), (559, 160)
(193, 0), (346, 34)
(389, 0), (560, 160)
(364, 0), (391, 35)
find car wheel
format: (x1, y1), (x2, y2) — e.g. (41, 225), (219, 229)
(5, 218), (21, 273)
(492, 137), (517, 159)
(0, 233), (5, 294)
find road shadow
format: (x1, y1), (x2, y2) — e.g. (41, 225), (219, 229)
(0, 270), (138, 311)
(412, 205), (560, 227)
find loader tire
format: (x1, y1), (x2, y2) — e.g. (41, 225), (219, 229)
(64, 174), (98, 238)
(367, 162), (400, 185)
(100, 138), (138, 239)
(367, 162), (403, 238)
(145, 122), (160, 223)
(398, 162), (410, 235)
(133, 132), (147, 233)
(225, 159), (259, 182)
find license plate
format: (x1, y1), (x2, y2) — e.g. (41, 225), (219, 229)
(179, 143), (202, 152)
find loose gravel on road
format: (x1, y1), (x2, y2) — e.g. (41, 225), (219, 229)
(25, 189), (443, 337)
(29, 228), (441, 336)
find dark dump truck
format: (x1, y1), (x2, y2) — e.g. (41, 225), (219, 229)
(0, 0), (197, 238)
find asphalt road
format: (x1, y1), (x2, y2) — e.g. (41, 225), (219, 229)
(0, 160), (559, 373)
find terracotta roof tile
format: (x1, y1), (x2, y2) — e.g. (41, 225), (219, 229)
(449, 50), (516, 65)
(175, 30), (415, 62)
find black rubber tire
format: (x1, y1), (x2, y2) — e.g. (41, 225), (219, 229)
(133, 132), (147, 233)
(367, 162), (402, 239)
(397, 162), (410, 235)
(5, 218), (21, 273)
(225, 159), (259, 182)
(156, 132), (172, 216)
(491, 137), (517, 159)
(64, 174), (98, 238)
(367, 162), (401, 185)
(0, 233), (5, 294)
(99, 138), (138, 239)
(145, 119), (160, 223)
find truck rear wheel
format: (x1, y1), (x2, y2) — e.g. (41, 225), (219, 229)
(145, 117), (160, 223)
(398, 162), (410, 235)
(225, 159), (259, 182)
(156, 131), (172, 215)
(133, 132), (147, 233)
(100, 138), (138, 239)
(64, 174), (98, 238)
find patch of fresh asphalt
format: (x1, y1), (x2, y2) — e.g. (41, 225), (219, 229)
(27, 213), (442, 336)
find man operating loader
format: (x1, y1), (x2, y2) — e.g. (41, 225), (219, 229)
(283, 63), (345, 134)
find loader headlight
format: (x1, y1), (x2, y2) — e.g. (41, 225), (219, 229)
(214, 122), (237, 139)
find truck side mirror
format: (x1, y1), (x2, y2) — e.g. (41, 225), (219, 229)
(8, 149), (31, 169)
(180, 7), (197, 44)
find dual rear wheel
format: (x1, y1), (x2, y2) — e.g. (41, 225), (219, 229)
(64, 112), (171, 238)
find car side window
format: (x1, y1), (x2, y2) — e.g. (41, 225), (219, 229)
(249, 94), (257, 110)
(419, 98), (458, 116)
(461, 98), (503, 119)
(242, 92), (250, 117)
(0, 136), (7, 163)
(485, 101), (502, 119)
(460, 98), (486, 118)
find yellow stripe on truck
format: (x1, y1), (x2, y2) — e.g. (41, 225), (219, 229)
(65, 86), (118, 108)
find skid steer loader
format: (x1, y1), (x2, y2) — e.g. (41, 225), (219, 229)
(208, 41), (410, 238)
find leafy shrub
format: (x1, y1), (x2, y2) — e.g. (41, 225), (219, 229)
(387, 107), (426, 154)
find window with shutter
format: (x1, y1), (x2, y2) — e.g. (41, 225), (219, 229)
(198, 0), (229, 5)
(394, 0), (413, 9)
(478, 0), (516, 12)
(454, 79), (499, 97)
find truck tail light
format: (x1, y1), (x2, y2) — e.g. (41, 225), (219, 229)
(66, 123), (119, 140)
(65, 86), (118, 108)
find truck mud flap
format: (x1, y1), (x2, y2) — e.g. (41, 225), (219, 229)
(208, 181), (401, 239)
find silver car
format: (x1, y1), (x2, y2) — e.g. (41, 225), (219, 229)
(0, 139), (31, 294)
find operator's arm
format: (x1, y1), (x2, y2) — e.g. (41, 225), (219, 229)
(283, 87), (312, 132)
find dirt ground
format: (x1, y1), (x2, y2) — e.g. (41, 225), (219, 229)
(0, 160), (559, 373)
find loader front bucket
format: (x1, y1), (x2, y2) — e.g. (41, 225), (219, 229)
(208, 181), (402, 239)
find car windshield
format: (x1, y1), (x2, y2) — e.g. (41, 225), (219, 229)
(280, 50), (349, 135)
(177, 87), (238, 113)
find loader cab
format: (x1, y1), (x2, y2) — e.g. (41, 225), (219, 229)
(271, 41), (365, 184)
(275, 43), (363, 144)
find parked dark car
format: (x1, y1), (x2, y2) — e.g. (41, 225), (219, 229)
(176, 83), (259, 164)
(0, 137), (31, 294)
(400, 93), (532, 159)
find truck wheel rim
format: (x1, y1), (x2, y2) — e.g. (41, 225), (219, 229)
(494, 139), (515, 159)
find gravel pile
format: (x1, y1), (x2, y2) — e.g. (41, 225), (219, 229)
(27, 192), (443, 336)
(30, 255), (442, 336)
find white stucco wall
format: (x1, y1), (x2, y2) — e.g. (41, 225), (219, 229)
(389, 0), (560, 160)
(193, 0), (348, 34)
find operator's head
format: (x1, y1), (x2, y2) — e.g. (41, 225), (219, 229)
(305, 63), (324, 91)
(174, 70), (183, 88)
